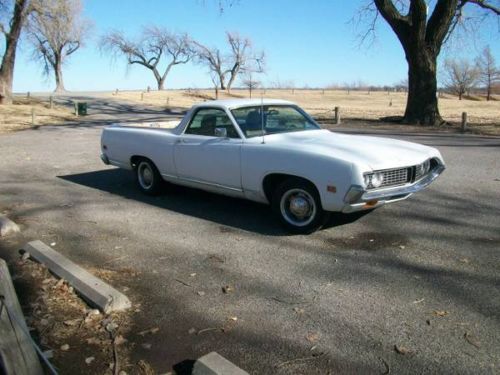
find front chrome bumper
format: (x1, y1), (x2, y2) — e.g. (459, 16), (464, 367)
(342, 163), (445, 213)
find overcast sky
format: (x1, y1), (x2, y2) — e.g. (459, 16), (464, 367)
(12, 0), (500, 92)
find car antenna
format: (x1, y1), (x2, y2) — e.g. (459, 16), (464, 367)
(260, 95), (265, 144)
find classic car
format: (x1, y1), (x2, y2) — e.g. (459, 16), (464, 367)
(100, 99), (445, 233)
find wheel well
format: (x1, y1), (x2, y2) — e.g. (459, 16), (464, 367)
(130, 155), (150, 169)
(262, 173), (319, 203)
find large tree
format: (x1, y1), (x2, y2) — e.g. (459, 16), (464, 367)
(101, 27), (193, 90)
(0, 0), (32, 103)
(371, 0), (499, 125)
(27, 0), (90, 92)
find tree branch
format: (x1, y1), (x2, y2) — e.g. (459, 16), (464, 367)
(468, 0), (500, 15)
(426, 0), (460, 50)
(374, 0), (411, 44)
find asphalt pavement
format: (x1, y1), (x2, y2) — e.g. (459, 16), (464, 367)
(1, 96), (499, 374)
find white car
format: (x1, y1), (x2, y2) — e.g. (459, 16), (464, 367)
(101, 99), (445, 233)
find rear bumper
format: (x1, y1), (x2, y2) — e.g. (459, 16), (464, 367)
(100, 153), (110, 165)
(341, 163), (445, 213)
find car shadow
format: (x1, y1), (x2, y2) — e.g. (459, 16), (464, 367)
(58, 168), (370, 236)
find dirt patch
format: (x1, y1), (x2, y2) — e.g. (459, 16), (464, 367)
(325, 232), (409, 252)
(0, 97), (74, 133)
(10, 258), (156, 374)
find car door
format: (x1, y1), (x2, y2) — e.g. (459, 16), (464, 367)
(173, 107), (242, 191)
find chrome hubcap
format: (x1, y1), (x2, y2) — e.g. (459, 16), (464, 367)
(138, 162), (153, 189)
(289, 196), (310, 217)
(280, 188), (316, 227)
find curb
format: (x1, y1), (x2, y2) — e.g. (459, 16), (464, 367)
(193, 352), (249, 375)
(23, 240), (131, 313)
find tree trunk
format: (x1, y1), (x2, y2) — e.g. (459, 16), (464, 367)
(54, 60), (66, 92)
(403, 49), (442, 126)
(226, 68), (238, 93)
(218, 71), (226, 91)
(157, 78), (165, 90)
(0, 0), (29, 104)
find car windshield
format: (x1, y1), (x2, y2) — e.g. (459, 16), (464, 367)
(230, 105), (320, 138)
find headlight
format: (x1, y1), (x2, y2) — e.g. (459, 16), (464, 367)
(371, 172), (384, 188)
(364, 172), (384, 189)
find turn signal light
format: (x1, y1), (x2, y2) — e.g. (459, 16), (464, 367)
(363, 200), (378, 208)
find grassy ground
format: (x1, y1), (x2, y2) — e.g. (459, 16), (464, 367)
(1, 89), (499, 134)
(0, 97), (74, 133)
(112, 89), (500, 134)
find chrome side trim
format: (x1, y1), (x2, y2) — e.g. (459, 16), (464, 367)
(161, 173), (243, 192)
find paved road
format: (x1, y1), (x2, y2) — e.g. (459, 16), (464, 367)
(1, 98), (499, 374)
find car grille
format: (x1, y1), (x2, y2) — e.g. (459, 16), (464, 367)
(380, 168), (410, 187)
(365, 159), (433, 190)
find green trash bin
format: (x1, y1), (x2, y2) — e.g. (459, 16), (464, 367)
(77, 102), (87, 116)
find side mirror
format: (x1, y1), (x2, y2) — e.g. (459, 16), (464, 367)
(214, 127), (227, 138)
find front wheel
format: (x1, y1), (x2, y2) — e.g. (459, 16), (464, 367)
(272, 178), (327, 234)
(135, 159), (162, 195)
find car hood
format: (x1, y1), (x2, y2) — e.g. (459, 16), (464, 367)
(260, 129), (439, 170)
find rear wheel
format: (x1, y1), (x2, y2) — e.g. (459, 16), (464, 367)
(135, 159), (162, 195)
(272, 178), (326, 234)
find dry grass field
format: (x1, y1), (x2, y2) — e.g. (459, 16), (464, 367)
(109, 88), (500, 134)
(1, 89), (499, 134)
(0, 97), (74, 133)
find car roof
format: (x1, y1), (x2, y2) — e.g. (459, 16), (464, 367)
(192, 98), (296, 110)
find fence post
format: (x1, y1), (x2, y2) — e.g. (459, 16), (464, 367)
(461, 112), (467, 132)
(27, 91), (30, 99)
(334, 106), (341, 125)
(49, 96), (53, 109)
(166, 97), (170, 106)
(74, 101), (78, 116)
(141, 92), (144, 101)
(31, 108), (36, 125)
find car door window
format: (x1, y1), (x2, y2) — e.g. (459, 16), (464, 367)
(185, 108), (240, 138)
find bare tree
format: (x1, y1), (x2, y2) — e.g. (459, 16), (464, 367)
(443, 58), (480, 99)
(194, 32), (265, 92)
(225, 32), (264, 93)
(241, 71), (260, 98)
(27, 0), (90, 92)
(0, 0), (33, 103)
(359, 0), (499, 125)
(476, 46), (499, 101)
(101, 27), (193, 90)
(193, 42), (228, 90)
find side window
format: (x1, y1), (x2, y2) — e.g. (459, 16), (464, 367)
(185, 108), (240, 138)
